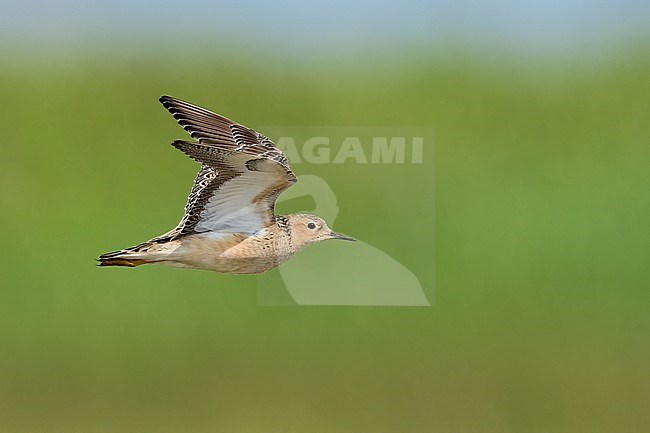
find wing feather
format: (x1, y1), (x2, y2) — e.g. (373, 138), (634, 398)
(157, 96), (296, 237)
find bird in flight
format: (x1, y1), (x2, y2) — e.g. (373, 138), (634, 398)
(98, 96), (355, 274)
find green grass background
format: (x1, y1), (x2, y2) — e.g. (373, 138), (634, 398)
(1, 46), (649, 432)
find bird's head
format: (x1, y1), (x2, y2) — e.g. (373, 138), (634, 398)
(286, 214), (356, 245)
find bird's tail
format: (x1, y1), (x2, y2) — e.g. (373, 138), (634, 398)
(97, 242), (157, 267)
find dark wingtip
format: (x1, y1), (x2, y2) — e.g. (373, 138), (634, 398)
(159, 95), (174, 106)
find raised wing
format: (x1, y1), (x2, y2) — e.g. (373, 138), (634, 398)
(157, 96), (296, 238)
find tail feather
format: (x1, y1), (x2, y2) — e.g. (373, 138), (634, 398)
(97, 242), (155, 268)
(97, 256), (146, 267)
(98, 236), (182, 268)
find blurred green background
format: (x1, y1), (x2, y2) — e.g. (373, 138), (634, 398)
(1, 1), (650, 432)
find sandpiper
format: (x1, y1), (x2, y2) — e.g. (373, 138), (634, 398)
(98, 96), (355, 274)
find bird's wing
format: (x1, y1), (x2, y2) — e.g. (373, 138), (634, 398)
(157, 96), (296, 238)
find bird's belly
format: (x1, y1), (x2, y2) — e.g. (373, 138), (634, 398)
(169, 233), (282, 274)
(210, 256), (278, 274)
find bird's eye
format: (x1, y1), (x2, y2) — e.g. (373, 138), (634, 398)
(307, 222), (317, 230)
